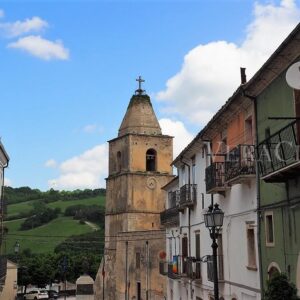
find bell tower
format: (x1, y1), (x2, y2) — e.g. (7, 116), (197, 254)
(97, 78), (173, 300)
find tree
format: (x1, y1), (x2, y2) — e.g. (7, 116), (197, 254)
(264, 273), (300, 300)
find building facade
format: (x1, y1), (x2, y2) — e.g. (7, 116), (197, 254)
(95, 84), (174, 300)
(0, 141), (9, 295)
(160, 83), (261, 299)
(248, 23), (300, 294)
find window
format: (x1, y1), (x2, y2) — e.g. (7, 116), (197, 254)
(136, 252), (140, 269)
(265, 127), (271, 139)
(137, 282), (141, 300)
(192, 156), (196, 184)
(246, 224), (257, 270)
(245, 116), (253, 144)
(117, 151), (122, 172)
(268, 262), (281, 279)
(195, 232), (201, 279)
(265, 212), (275, 246)
(182, 236), (188, 274)
(146, 149), (156, 171)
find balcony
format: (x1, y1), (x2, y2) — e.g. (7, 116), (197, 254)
(159, 261), (167, 276)
(205, 162), (227, 194)
(186, 257), (201, 281)
(257, 121), (300, 182)
(225, 144), (256, 184)
(207, 255), (224, 282)
(178, 184), (197, 212)
(160, 207), (179, 227)
(167, 261), (181, 280)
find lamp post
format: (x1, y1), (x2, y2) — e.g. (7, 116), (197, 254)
(204, 203), (224, 300)
(14, 242), (21, 292)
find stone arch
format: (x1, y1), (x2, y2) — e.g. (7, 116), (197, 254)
(267, 261), (281, 279)
(146, 148), (156, 171)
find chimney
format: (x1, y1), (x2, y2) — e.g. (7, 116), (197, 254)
(240, 67), (247, 84)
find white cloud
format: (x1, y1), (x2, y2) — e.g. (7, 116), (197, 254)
(82, 124), (104, 134)
(48, 144), (108, 190)
(45, 159), (57, 168)
(4, 178), (12, 186)
(8, 35), (69, 60)
(0, 16), (48, 37)
(157, 0), (300, 126)
(159, 118), (193, 158)
(0, 10), (4, 19)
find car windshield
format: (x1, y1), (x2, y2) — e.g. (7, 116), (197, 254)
(40, 290), (47, 294)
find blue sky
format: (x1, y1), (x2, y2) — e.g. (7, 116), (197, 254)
(0, 0), (299, 190)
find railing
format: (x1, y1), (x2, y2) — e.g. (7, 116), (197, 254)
(225, 144), (255, 182)
(159, 261), (167, 276)
(179, 184), (197, 209)
(167, 260), (181, 280)
(205, 162), (225, 193)
(160, 207), (179, 226)
(257, 121), (299, 178)
(207, 255), (224, 282)
(168, 190), (179, 208)
(186, 258), (201, 280)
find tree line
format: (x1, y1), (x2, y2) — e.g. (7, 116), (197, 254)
(3, 186), (106, 205)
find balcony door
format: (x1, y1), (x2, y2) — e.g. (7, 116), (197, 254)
(182, 236), (188, 274)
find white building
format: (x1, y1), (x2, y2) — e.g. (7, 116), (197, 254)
(0, 141), (9, 295)
(160, 87), (261, 300)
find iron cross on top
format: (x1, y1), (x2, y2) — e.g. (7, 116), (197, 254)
(136, 76), (145, 94)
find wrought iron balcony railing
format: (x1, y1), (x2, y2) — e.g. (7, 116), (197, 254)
(167, 261), (181, 280)
(207, 255), (224, 282)
(168, 190), (179, 208)
(225, 144), (256, 183)
(159, 261), (168, 276)
(205, 162), (226, 194)
(257, 121), (300, 182)
(160, 207), (179, 227)
(186, 257), (201, 280)
(178, 184), (197, 211)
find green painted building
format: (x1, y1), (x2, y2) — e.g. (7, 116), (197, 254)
(245, 23), (300, 294)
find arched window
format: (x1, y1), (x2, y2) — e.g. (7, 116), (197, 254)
(146, 149), (156, 171)
(268, 262), (281, 279)
(117, 151), (122, 172)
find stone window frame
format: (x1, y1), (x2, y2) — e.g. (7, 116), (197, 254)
(265, 211), (275, 247)
(246, 222), (257, 271)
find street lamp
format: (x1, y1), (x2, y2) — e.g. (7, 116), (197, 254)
(204, 203), (224, 300)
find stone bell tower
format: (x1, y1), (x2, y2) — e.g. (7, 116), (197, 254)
(94, 77), (173, 300)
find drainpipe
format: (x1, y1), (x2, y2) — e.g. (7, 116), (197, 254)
(244, 90), (264, 296)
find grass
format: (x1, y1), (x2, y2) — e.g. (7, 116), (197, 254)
(7, 200), (37, 218)
(4, 217), (96, 254)
(5, 195), (105, 254)
(47, 196), (105, 213)
(7, 196), (105, 218)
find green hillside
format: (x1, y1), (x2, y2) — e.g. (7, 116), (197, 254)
(5, 217), (95, 254)
(7, 196), (105, 219)
(4, 187), (106, 255)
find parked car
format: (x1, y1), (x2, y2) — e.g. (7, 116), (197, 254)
(47, 290), (58, 299)
(24, 289), (48, 300)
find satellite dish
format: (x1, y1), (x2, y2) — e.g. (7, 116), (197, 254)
(286, 61), (300, 90)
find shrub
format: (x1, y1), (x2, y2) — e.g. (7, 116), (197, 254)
(264, 273), (300, 300)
